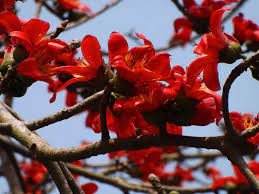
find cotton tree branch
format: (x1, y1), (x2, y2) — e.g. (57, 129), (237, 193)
(241, 123), (259, 139)
(25, 90), (104, 131)
(46, 0), (123, 36)
(100, 86), (112, 141)
(171, 0), (192, 19)
(222, 51), (259, 137)
(0, 104), (74, 194)
(58, 162), (85, 194)
(221, 144), (259, 193)
(67, 163), (253, 193)
(0, 100), (223, 162)
(43, 161), (73, 194)
(0, 140), (24, 194)
(143, 0), (248, 53)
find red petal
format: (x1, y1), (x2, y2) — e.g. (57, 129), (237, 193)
(210, 8), (230, 45)
(81, 35), (103, 68)
(23, 18), (49, 43)
(54, 66), (97, 79)
(146, 52), (171, 77)
(66, 91), (77, 107)
(183, 0), (196, 9)
(9, 31), (33, 51)
(57, 77), (90, 92)
(108, 32), (128, 62)
(136, 33), (153, 47)
(0, 11), (21, 32)
(174, 18), (192, 32)
(81, 183), (98, 194)
(203, 62), (220, 91)
(186, 55), (217, 87)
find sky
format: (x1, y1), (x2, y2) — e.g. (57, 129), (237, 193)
(1, 0), (259, 193)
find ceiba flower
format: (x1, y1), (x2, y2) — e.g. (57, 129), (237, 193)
(0, 11), (69, 102)
(108, 32), (171, 84)
(53, 35), (104, 92)
(232, 13), (259, 43)
(217, 112), (259, 145)
(186, 8), (241, 91)
(0, 0), (15, 12)
(171, 0), (236, 44)
(57, 0), (92, 14)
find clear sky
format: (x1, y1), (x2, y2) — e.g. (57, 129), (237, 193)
(1, 0), (259, 193)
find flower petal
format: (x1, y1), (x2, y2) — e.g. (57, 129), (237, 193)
(210, 8), (230, 45)
(81, 35), (103, 68)
(23, 18), (50, 43)
(108, 32), (128, 62)
(203, 62), (221, 91)
(0, 11), (21, 32)
(81, 182), (98, 194)
(186, 55), (217, 86)
(146, 52), (171, 77)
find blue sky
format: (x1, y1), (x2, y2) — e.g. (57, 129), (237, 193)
(1, 0), (259, 193)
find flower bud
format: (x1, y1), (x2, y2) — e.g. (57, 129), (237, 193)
(13, 45), (29, 63)
(219, 42), (241, 64)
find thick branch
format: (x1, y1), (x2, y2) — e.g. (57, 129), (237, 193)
(222, 144), (259, 193)
(43, 161), (73, 194)
(59, 162), (85, 194)
(241, 123), (259, 139)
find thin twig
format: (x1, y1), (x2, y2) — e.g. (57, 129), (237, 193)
(25, 90), (104, 131)
(46, 0), (123, 36)
(100, 86), (112, 141)
(241, 123), (259, 139)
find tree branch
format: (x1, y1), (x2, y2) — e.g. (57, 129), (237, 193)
(222, 51), (259, 136)
(25, 90), (104, 131)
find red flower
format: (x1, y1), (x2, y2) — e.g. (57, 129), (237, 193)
(171, 18), (193, 45)
(213, 161), (259, 189)
(169, 65), (222, 126)
(0, 0), (15, 12)
(0, 11), (69, 102)
(186, 8), (241, 91)
(171, 0), (233, 44)
(217, 112), (259, 145)
(205, 166), (222, 180)
(233, 161), (259, 185)
(232, 13), (259, 43)
(54, 35), (103, 92)
(57, 0), (92, 14)
(86, 108), (137, 138)
(20, 160), (47, 193)
(81, 182), (98, 194)
(183, 0), (227, 19)
(108, 32), (171, 84)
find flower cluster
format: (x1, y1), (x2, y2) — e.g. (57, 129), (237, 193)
(20, 160), (98, 194)
(211, 161), (259, 192)
(109, 148), (194, 185)
(217, 112), (259, 145)
(170, 0), (237, 45)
